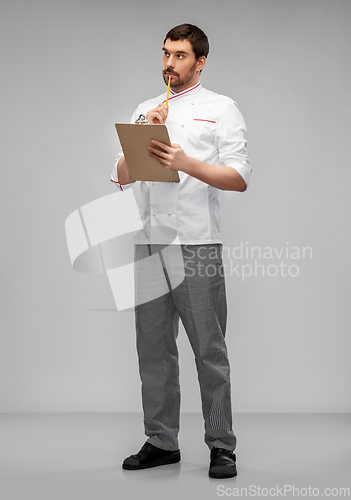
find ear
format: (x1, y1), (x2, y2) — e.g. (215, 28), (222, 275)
(196, 56), (206, 72)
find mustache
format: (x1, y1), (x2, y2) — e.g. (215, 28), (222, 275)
(163, 69), (179, 77)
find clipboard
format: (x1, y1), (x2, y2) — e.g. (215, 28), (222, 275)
(115, 123), (180, 182)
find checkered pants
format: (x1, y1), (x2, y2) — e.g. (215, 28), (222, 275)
(134, 243), (237, 452)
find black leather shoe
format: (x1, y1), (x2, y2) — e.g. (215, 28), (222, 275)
(122, 442), (181, 470)
(209, 447), (237, 478)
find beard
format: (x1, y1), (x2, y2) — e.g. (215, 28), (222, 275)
(162, 61), (197, 89)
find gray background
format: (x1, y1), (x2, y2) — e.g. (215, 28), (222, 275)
(1, 0), (350, 414)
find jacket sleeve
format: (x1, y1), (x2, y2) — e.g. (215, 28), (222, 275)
(110, 109), (139, 190)
(215, 99), (252, 189)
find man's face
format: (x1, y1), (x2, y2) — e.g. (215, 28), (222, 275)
(162, 39), (205, 92)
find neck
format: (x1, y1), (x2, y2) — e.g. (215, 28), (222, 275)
(171, 77), (200, 94)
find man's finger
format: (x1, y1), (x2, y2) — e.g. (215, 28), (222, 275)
(149, 152), (168, 166)
(148, 145), (169, 159)
(151, 140), (171, 153)
(159, 109), (168, 121)
(152, 112), (164, 124)
(158, 104), (169, 120)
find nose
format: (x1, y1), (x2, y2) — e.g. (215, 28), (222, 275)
(166, 54), (176, 69)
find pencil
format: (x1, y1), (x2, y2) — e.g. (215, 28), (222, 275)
(166, 75), (171, 106)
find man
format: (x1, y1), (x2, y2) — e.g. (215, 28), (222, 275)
(111, 24), (251, 479)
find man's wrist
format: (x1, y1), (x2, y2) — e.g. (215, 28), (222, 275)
(180, 155), (200, 176)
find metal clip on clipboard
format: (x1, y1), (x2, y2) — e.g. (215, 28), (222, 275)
(135, 114), (149, 124)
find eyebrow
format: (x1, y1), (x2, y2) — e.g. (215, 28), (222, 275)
(162, 46), (189, 55)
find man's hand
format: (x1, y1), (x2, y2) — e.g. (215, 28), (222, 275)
(146, 104), (169, 124)
(147, 140), (187, 171)
(147, 139), (247, 191)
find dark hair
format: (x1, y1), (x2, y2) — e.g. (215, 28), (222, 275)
(164, 23), (209, 60)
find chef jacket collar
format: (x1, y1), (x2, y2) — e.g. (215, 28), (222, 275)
(165, 82), (202, 102)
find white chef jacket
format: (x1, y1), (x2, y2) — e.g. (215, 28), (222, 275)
(110, 82), (251, 244)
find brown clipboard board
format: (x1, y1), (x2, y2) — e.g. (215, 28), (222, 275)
(115, 123), (180, 182)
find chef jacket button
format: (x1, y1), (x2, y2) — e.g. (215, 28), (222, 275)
(181, 124), (185, 128)
(152, 212), (156, 216)
(168, 211), (172, 216)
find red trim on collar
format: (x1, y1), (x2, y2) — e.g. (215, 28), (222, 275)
(162, 82), (201, 103)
